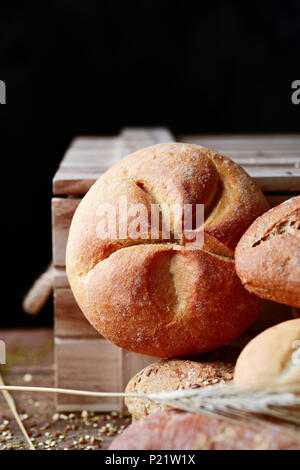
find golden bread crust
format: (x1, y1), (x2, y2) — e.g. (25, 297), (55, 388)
(109, 410), (300, 450)
(66, 143), (268, 356)
(125, 358), (234, 420)
(235, 196), (300, 307)
(234, 319), (300, 387)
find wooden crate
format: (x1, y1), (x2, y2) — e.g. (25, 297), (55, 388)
(52, 128), (300, 411)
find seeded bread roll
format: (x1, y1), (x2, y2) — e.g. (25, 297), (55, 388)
(66, 143), (268, 357)
(109, 410), (300, 450)
(125, 358), (234, 420)
(235, 196), (300, 308)
(234, 319), (300, 388)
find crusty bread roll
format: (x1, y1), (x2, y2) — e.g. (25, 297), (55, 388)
(66, 143), (268, 357)
(125, 358), (234, 420)
(235, 196), (300, 308)
(234, 319), (300, 388)
(109, 410), (300, 450)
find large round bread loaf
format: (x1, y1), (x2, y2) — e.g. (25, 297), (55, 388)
(66, 143), (268, 356)
(109, 410), (300, 450)
(235, 195), (300, 308)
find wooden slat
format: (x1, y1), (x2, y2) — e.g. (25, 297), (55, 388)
(54, 266), (97, 339)
(55, 337), (154, 412)
(53, 137), (119, 195)
(53, 131), (300, 195)
(53, 177), (95, 196)
(53, 128), (175, 195)
(121, 350), (156, 393)
(55, 337), (123, 411)
(180, 134), (300, 149)
(216, 154), (300, 165)
(179, 135), (300, 192)
(53, 267), (69, 289)
(70, 136), (118, 150)
(245, 169), (300, 192)
(53, 265), (100, 339)
(52, 198), (80, 267)
(54, 287), (99, 338)
(61, 151), (118, 167)
(119, 127), (175, 158)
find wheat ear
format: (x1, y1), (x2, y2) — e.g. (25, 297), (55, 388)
(0, 374), (35, 450)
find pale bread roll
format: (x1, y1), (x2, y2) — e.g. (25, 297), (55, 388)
(234, 319), (300, 388)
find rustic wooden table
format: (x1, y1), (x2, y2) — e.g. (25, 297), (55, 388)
(0, 329), (130, 450)
(1, 325), (300, 450)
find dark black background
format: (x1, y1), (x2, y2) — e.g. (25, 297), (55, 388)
(0, 0), (299, 327)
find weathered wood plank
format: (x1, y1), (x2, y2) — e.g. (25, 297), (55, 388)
(53, 128), (175, 195)
(70, 136), (118, 150)
(53, 131), (300, 195)
(119, 127), (175, 158)
(54, 287), (99, 338)
(181, 134), (300, 192)
(52, 198), (80, 267)
(53, 137), (119, 195)
(53, 267), (69, 289)
(120, 350), (158, 394)
(55, 337), (123, 411)
(61, 150), (119, 167)
(245, 169), (300, 192)
(55, 338), (154, 412)
(180, 134), (300, 148)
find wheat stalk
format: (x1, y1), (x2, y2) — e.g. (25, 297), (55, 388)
(0, 385), (137, 398)
(1, 382), (300, 439)
(0, 374), (35, 450)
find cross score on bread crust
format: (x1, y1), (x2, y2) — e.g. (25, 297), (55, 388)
(66, 143), (269, 357)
